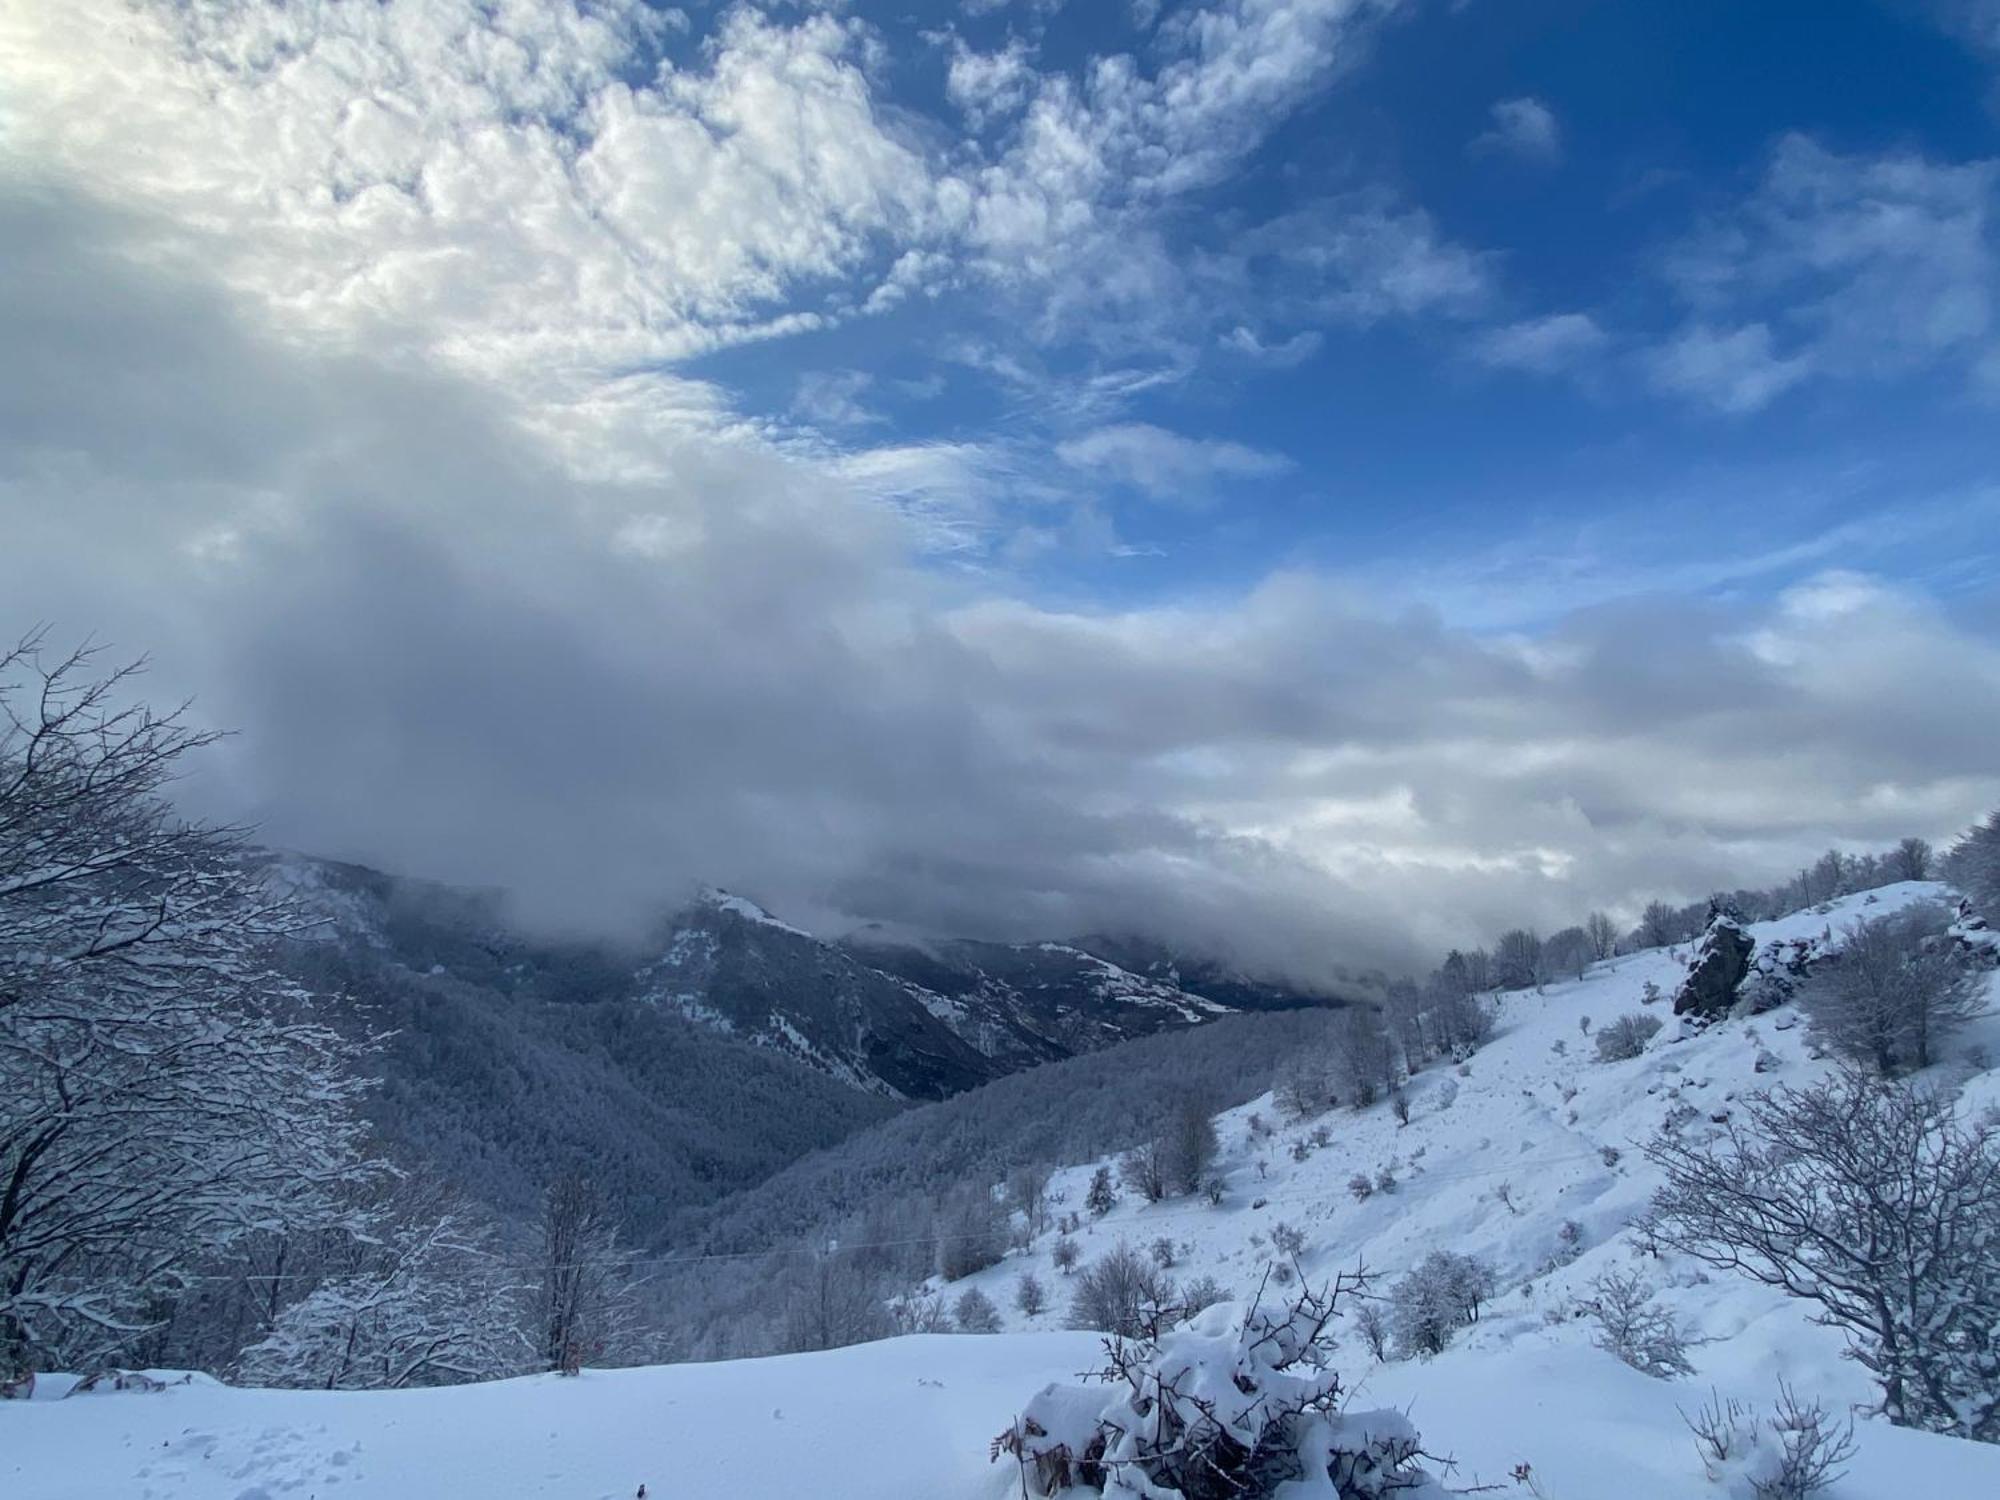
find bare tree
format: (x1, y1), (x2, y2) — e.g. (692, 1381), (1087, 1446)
(780, 1252), (888, 1353)
(1007, 1164), (1052, 1238)
(1492, 928), (1544, 990)
(1544, 925), (1594, 981)
(1334, 1004), (1395, 1107)
(1066, 1241), (1175, 1338)
(1586, 910), (1619, 961)
(1118, 1137), (1169, 1204)
(1800, 906), (1986, 1073)
(1647, 1071), (2000, 1440)
(1891, 836), (1934, 883)
(1, 637), (377, 1374)
(1637, 901), (1682, 949)
(535, 1173), (638, 1374)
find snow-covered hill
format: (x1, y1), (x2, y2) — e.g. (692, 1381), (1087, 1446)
(923, 880), (2000, 1496)
(8, 882), (1997, 1499)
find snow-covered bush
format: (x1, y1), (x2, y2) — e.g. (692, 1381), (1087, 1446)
(1018, 1273), (1048, 1317)
(1683, 1382), (1854, 1499)
(1053, 1236), (1081, 1275)
(1585, 1270), (1692, 1380)
(1353, 1302), (1390, 1362)
(1347, 1173), (1373, 1203)
(1270, 1221), (1308, 1258)
(996, 1271), (1452, 1498)
(1068, 1242), (1177, 1339)
(1595, 1012), (1664, 1061)
(1650, 1070), (2000, 1441)
(1179, 1276), (1227, 1317)
(889, 1291), (952, 1335)
(955, 1286), (1002, 1334)
(1151, 1237), (1179, 1269)
(1387, 1251), (1494, 1359)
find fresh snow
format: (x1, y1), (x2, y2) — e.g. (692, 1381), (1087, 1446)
(8, 881), (1999, 1498)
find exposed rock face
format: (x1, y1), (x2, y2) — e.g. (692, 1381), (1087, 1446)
(1672, 905), (1755, 1019)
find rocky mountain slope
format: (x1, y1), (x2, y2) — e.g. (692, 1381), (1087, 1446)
(272, 854), (1344, 1104)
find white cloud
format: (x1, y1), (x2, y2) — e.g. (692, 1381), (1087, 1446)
(1655, 134), (1998, 405)
(947, 37), (1037, 131)
(1056, 423), (1294, 502)
(793, 370), (884, 429)
(1647, 323), (1813, 413)
(1220, 326), (1325, 366)
(1469, 312), (1607, 373)
(0, 2), (944, 386)
(1471, 96), (1562, 164)
(1233, 198), (1493, 326)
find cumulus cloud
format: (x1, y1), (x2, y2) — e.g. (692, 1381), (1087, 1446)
(1471, 97), (1563, 164)
(1056, 423), (1294, 502)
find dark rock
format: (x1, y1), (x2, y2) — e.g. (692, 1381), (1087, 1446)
(1672, 903), (1755, 1019)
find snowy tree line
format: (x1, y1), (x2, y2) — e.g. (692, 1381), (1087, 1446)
(1415, 833), (1950, 1004)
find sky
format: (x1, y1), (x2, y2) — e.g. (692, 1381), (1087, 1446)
(3, 0), (2000, 980)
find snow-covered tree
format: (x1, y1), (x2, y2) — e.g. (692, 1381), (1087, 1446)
(1584, 1270), (1691, 1379)
(1944, 810), (2000, 917)
(237, 1195), (526, 1390)
(1891, 836), (1934, 882)
(1491, 928), (1544, 990)
(1274, 1052), (1335, 1120)
(0, 638), (377, 1374)
(1085, 1165), (1118, 1218)
(1016, 1272), (1047, 1316)
(1387, 1250), (1493, 1358)
(1648, 1070), (2000, 1441)
(1800, 906), (1987, 1073)
(1585, 911), (1619, 961)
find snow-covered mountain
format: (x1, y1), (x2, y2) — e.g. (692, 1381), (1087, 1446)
(632, 890), (1345, 1099)
(263, 852), (1345, 1103)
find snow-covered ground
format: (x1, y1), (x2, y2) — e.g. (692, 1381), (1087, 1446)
(7, 881), (1999, 1498)
(933, 880), (2000, 1496)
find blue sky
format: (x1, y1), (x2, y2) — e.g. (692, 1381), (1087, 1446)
(4, 0), (1999, 973)
(670, 0), (2000, 620)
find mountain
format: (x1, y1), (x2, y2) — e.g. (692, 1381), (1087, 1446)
(628, 893), (1003, 1099)
(625, 891), (1348, 1100)
(253, 854), (1346, 1243)
(263, 857), (898, 1240)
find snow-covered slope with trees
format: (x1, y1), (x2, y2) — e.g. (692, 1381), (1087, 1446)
(910, 880), (2000, 1496)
